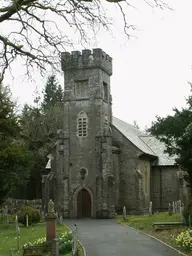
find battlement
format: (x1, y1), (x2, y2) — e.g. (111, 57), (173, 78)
(61, 48), (112, 75)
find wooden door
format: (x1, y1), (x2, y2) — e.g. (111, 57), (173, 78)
(77, 189), (91, 218)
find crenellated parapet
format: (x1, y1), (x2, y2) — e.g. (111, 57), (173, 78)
(61, 48), (112, 75)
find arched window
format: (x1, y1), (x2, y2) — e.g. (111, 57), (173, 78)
(77, 112), (88, 137)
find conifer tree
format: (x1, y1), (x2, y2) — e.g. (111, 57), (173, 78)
(0, 84), (31, 204)
(42, 75), (64, 110)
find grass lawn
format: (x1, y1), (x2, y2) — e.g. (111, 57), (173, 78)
(0, 217), (71, 256)
(116, 212), (192, 256)
(77, 242), (85, 256)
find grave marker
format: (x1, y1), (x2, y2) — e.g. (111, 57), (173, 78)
(168, 203), (172, 216)
(123, 206), (126, 221)
(149, 201), (152, 216)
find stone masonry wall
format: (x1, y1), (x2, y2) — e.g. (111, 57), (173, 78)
(151, 166), (180, 211)
(112, 125), (143, 214)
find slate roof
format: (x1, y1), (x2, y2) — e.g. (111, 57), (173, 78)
(112, 117), (176, 166)
(140, 136), (176, 166)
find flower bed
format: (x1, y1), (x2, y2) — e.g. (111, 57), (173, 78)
(23, 231), (73, 255)
(175, 229), (192, 252)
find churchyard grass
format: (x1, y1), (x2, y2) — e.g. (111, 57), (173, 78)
(0, 219), (71, 256)
(116, 212), (192, 256)
(77, 242), (85, 256)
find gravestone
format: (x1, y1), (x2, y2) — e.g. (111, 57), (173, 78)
(149, 201), (152, 216)
(123, 206), (126, 221)
(172, 201), (175, 214)
(15, 215), (20, 250)
(180, 203), (184, 222)
(59, 216), (63, 226)
(168, 203), (172, 216)
(176, 201), (179, 212)
(178, 200), (181, 210)
(26, 215), (29, 227)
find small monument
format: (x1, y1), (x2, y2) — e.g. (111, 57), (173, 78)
(46, 199), (57, 242)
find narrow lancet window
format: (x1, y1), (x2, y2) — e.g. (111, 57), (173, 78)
(103, 82), (108, 101)
(77, 112), (88, 137)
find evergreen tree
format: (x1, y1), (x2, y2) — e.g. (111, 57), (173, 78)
(19, 76), (64, 199)
(41, 75), (64, 110)
(148, 85), (192, 192)
(0, 84), (31, 205)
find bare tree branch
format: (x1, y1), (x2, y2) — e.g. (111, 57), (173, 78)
(0, 0), (170, 82)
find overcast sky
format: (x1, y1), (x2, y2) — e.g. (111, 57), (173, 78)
(5, 0), (192, 130)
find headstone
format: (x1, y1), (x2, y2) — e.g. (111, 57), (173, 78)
(174, 201), (177, 213)
(175, 201), (177, 212)
(168, 203), (172, 216)
(16, 227), (20, 250)
(178, 200), (181, 210)
(26, 215), (29, 227)
(17, 226), (20, 236)
(172, 201), (175, 214)
(149, 201), (152, 216)
(15, 216), (20, 251)
(59, 216), (63, 226)
(15, 215), (18, 230)
(176, 201), (179, 212)
(4, 206), (9, 224)
(180, 205), (184, 222)
(123, 206), (126, 221)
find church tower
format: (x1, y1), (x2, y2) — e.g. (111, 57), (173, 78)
(55, 49), (115, 218)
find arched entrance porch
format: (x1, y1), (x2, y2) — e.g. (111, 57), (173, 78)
(77, 188), (92, 218)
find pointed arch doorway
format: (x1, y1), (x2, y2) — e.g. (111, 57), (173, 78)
(77, 188), (92, 218)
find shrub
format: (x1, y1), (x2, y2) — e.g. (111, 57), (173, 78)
(175, 229), (192, 251)
(32, 209), (41, 224)
(18, 206), (40, 226)
(183, 201), (192, 225)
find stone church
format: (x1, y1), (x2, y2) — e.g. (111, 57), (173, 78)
(42, 48), (186, 218)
